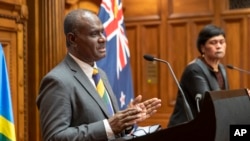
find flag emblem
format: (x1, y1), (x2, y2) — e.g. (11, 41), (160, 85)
(97, 0), (134, 110)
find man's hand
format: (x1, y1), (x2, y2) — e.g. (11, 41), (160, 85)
(109, 95), (161, 134)
(108, 108), (141, 134)
(128, 95), (162, 122)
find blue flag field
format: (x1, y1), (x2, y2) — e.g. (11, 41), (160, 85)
(0, 44), (16, 141)
(97, 0), (134, 110)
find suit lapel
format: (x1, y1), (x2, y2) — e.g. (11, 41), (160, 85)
(218, 64), (229, 89)
(64, 54), (113, 117)
(196, 59), (220, 90)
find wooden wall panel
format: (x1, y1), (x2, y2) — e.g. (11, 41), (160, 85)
(222, 17), (250, 89)
(140, 24), (161, 98)
(65, 0), (101, 14)
(168, 0), (214, 18)
(220, 0), (250, 77)
(123, 0), (159, 16)
(126, 25), (139, 96)
(123, 0), (160, 21)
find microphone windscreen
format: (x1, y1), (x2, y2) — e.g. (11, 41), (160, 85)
(195, 93), (202, 100)
(226, 64), (234, 69)
(143, 54), (155, 61)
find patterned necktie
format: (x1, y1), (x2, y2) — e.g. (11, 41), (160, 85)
(92, 68), (114, 116)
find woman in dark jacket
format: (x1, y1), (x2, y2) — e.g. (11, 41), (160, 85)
(168, 24), (229, 127)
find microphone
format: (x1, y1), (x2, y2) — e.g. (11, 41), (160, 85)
(143, 54), (194, 121)
(226, 64), (250, 74)
(195, 94), (202, 113)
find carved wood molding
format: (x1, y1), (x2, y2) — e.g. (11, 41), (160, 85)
(0, 2), (28, 24)
(65, 0), (79, 8)
(66, 0), (79, 5)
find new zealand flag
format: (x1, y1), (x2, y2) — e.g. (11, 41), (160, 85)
(97, 0), (134, 110)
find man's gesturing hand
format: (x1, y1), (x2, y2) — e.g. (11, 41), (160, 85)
(108, 107), (141, 134)
(128, 95), (162, 122)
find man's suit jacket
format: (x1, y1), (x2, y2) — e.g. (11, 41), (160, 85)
(37, 54), (120, 141)
(168, 58), (229, 127)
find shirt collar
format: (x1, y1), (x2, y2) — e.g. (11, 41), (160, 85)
(199, 56), (220, 72)
(68, 53), (97, 78)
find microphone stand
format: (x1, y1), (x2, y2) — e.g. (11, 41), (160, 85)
(226, 64), (250, 74)
(195, 93), (202, 113)
(152, 58), (194, 121)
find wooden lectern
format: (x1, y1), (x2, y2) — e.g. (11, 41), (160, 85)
(115, 89), (250, 141)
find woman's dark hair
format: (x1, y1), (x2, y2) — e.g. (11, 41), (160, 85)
(196, 24), (225, 54)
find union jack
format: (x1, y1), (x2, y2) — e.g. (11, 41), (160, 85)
(97, 0), (134, 109)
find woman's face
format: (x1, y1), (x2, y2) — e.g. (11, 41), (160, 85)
(201, 35), (226, 60)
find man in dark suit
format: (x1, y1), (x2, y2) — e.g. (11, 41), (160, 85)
(36, 9), (161, 141)
(168, 24), (229, 127)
